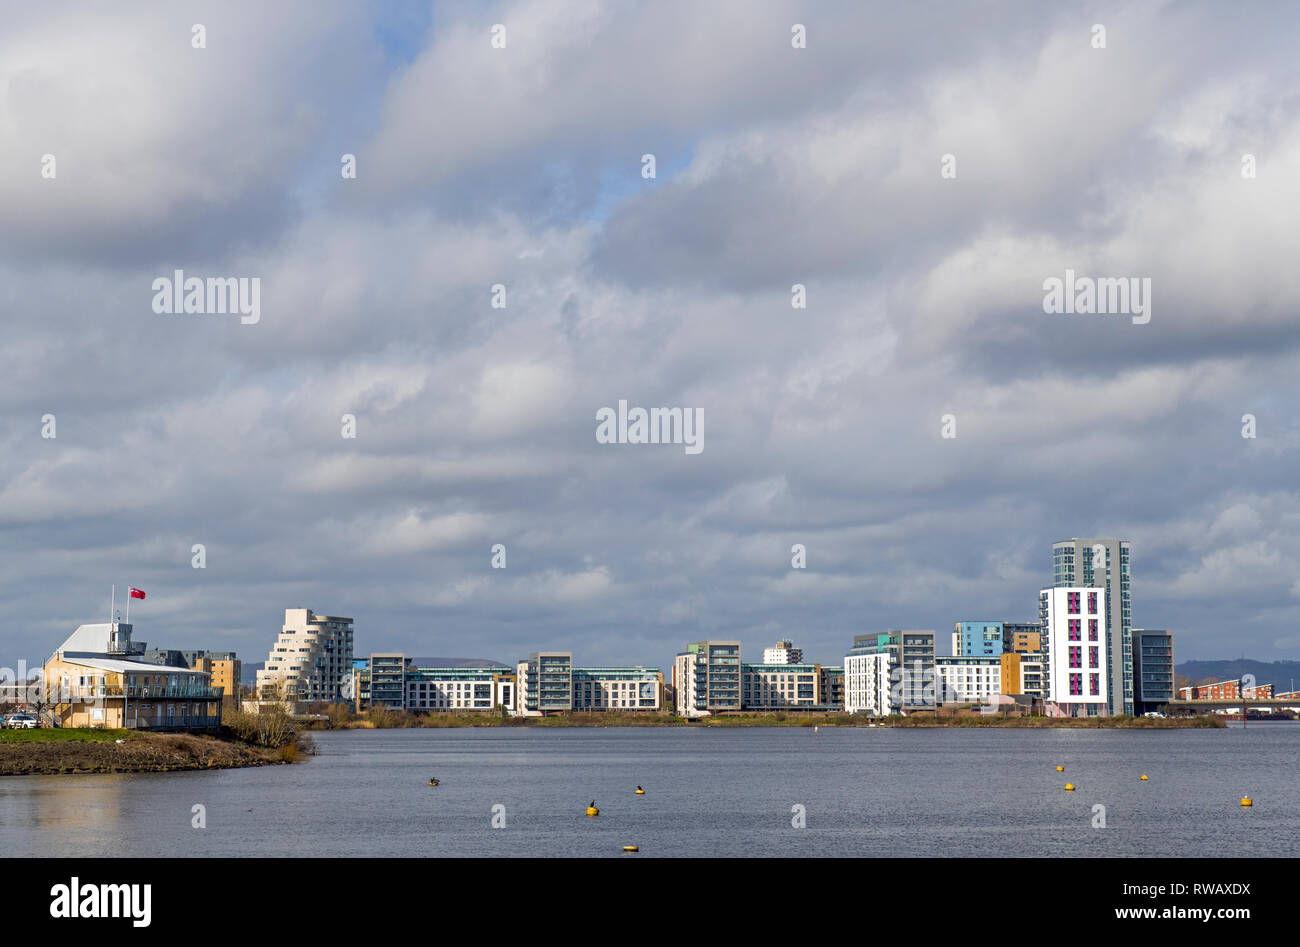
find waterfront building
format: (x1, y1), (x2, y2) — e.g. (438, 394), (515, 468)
(951, 621), (1042, 657)
(517, 651), (574, 716)
(1178, 679), (1272, 701)
(844, 636), (894, 715)
(42, 621), (222, 729)
(1000, 652), (1045, 699)
(762, 640), (804, 664)
(673, 641), (741, 717)
(819, 665), (844, 709)
(255, 609), (354, 706)
(355, 655), (516, 712)
(741, 663), (820, 709)
(842, 631), (935, 714)
(1131, 629), (1174, 714)
(572, 667), (662, 711)
(1053, 538), (1132, 714)
(935, 654), (1002, 705)
(1040, 587), (1109, 716)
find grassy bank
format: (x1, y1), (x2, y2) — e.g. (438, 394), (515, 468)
(306, 706), (1223, 730)
(0, 708), (314, 776)
(881, 714), (1226, 728)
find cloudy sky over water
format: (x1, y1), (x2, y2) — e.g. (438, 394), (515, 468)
(2, 0), (1299, 673)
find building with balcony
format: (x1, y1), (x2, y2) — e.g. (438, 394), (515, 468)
(936, 654), (1002, 705)
(1132, 629), (1174, 714)
(571, 667), (662, 711)
(1000, 652), (1045, 699)
(1040, 587), (1109, 716)
(1053, 538), (1131, 714)
(42, 621), (222, 729)
(673, 641), (741, 718)
(741, 663), (821, 709)
(517, 652), (574, 716)
(140, 649), (241, 709)
(844, 635), (895, 715)
(255, 609), (354, 708)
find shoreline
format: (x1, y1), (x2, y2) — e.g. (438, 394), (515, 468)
(309, 710), (1228, 731)
(0, 728), (303, 777)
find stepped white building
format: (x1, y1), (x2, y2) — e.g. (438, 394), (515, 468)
(255, 609), (354, 706)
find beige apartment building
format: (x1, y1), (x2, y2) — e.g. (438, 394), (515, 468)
(42, 621), (222, 729)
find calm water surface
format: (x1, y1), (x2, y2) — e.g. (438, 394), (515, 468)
(2, 725), (1297, 857)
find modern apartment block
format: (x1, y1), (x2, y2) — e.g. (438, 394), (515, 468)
(673, 641), (741, 717)
(935, 654), (1002, 705)
(1131, 629), (1174, 714)
(255, 609), (355, 706)
(1053, 538), (1132, 714)
(1000, 652), (1045, 699)
(762, 640), (804, 664)
(819, 665), (844, 709)
(843, 631), (936, 714)
(572, 666), (662, 711)
(1040, 587), (1109, 716)
(741, 663), (820, 709)
(1003, 622), (1043, 654)
(952, 622), (1005, 657)
(42, 621), (222, 729)
(517, 652), (574, 715)
(844, 639), (893, 715)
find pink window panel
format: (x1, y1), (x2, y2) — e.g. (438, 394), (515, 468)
(1089, 646), (1099, 669)
(1088, 619), (1098, 641)
(1088, 592), (1098, 614)
(1070, 674), (1082, 696)
(1090, 674), (1100, 696)
(1068, 619), (1081, 641)
(1069, 647), (1081, 669)
(1067, 592), (1081, 615)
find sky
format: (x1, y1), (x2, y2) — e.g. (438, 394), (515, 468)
(1, 0), (1298, 675)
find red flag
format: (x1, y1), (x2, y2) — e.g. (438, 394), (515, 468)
(129, 587), (146, 600)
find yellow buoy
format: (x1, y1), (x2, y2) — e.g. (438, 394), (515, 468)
(635, 787), (645, 795)
(586, 806), (599, 817)
(428, 779), (439, 787)
(1056, 766), (1064, 772)
(622, 845), (639, 852)
(1241, 796), (1253, 807)
(1140, 774), (1148, 781)
(1064, 783), (1075, 791)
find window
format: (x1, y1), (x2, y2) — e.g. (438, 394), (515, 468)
(1090, 674), (1100, 696)
(1067, 592), (1081, 615)
(1089, 646), (1099, 669)
(1088, 592), (1098, 613)
(1070, 673), (1082, 696)
(1089, 619), (1098, 641)
(1069, 647), (1082, 669)
(1068, 619), (1081, 641)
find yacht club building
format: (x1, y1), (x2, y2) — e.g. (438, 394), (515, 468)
(42, 621), (222, 729)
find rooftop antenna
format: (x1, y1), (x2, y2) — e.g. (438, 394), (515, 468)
(110, 585), (115, 626)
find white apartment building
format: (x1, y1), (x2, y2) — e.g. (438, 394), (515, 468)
(935, 655), (1002, 705)
(844, 650), (894, 715)
(255, 608), (354, 705)
(762, 640), (804, 664)
(1040, 587), (1108, 716)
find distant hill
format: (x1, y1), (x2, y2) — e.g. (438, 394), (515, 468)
(239, 658), (508, 684)
(1177, 660), (1300, 691)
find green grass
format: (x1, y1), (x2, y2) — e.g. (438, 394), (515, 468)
(0, 727), (136, 744)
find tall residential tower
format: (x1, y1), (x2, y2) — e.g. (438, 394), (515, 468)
(1052, 539), (1131, 714)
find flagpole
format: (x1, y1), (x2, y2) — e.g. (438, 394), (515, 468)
(111, 585), (115, 625)
(126, 589), (130, 625)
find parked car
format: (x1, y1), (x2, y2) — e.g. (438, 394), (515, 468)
(1143, 711), (1166, 719)
(3, 713), (40, 729)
